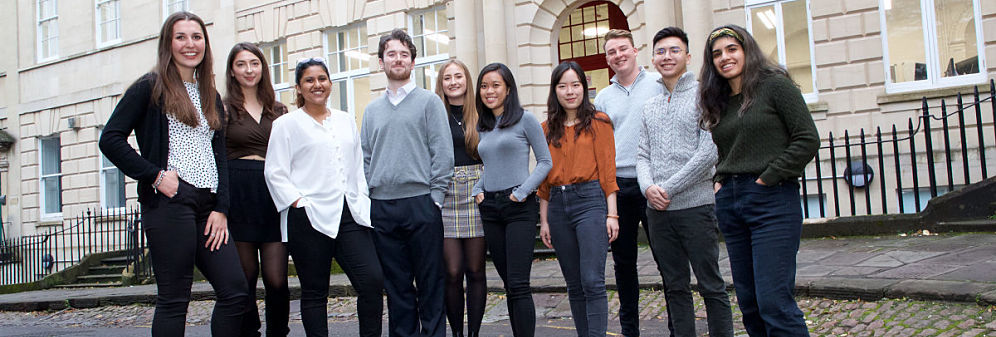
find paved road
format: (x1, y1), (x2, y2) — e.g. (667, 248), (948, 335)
(1, 291), (993, 336)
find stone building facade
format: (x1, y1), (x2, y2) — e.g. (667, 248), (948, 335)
(0, 0), (993, 238)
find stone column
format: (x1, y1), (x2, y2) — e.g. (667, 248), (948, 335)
(681, 1), (713, 74)
(644, 0), (678, 41)
(453, 0), (479, 72)
(481, 0), (507, 65)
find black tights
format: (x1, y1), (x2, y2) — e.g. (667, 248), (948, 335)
(443, 237), (488, 336)
(235, 241), (290, 337)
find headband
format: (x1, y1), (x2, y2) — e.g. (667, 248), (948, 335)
(708, 28), (743, 45)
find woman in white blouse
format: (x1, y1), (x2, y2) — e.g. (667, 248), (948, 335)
(264, 58), (384, 337)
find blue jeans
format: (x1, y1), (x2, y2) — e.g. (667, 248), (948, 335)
(647, 204), (733, 337)
(547, 180), (609, 337)
(715, 175), (808, 336)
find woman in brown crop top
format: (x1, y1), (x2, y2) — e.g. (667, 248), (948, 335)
(223, 42), (290, 337)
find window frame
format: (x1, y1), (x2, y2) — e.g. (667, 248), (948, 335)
(162, 0), (188, 22)
(322, 23), (371, 119)
(99, 152), (126, 211)
(878, 0), (986, 93)
(745, 0), (818, 102)
(94, 0), (121, 48)
(261, 41), (294, 107)
(36, 0), (59, 62)
(38, 136), (62, 220)
(408, 6), (451, 68)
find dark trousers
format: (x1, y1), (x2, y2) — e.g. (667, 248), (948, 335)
(613, 177), (672, 336)
(547, 181), (609, 337)
(286, 206), (384, 337)
(647, 204), (733, 337)
(715, 175), (808, 337)
(479, 188), (538, 337)
(372, 194), (446, 337)
(142, 181), (249, 337)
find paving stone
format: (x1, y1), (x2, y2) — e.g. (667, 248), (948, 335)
(933, 262), (996, 283)
(886, 280), (996, 302)
(855, 254), (905, 268)
(871, 263), (961, 279)
(883, 250), (944, 263)
(818, 251), (877, 266)
(918, 245), (996, 264)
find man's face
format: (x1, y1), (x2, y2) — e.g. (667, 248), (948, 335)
(652, 37), (690, 82)
(604, 37), (638, 76)
(379, 39), (414, 81)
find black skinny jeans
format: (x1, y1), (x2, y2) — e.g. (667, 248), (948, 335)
(286, 206), (384, 337)
(143, 181), (249, 337)
(479, 188), (538, 337)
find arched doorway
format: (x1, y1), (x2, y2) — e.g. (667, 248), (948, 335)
(555, 1), (629, 98)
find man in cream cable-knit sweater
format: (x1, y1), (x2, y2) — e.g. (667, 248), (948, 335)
(635, 27), (733, 337)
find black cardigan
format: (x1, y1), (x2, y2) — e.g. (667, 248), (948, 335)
(98, 73), (230, 214)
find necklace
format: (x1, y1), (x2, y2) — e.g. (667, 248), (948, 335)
(448, 108), (463, 126)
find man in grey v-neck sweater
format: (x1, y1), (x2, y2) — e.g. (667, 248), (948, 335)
(361, 29), (453, 337)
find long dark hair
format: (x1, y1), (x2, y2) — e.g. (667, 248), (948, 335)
(435, 60), (480, 158)
(476, 63), (524, 131)
(153, 11), (221, 130)
(293, 58), (331, 108)
(224, 42), (283, 121)
(545, 61), (611, 147)
(698, 24), (789, 130)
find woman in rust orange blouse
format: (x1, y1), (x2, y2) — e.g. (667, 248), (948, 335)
(538, 61), (619, 337)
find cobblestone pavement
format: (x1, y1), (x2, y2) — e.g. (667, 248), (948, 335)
(1, 290), (993, 336)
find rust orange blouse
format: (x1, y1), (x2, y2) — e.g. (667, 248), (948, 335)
(538, 112), (619, 200)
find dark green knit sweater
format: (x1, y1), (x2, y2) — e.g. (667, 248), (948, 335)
(712, 75), (819, 185)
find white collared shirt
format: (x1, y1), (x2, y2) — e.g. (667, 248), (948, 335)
(386, 80), (417, 106)
(264, 108), (372, 240)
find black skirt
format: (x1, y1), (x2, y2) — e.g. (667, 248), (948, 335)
(227, 159), (281, 242)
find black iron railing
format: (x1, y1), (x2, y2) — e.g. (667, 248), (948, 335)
(802, 80), (995, 218)
(0, 207), (149, 286)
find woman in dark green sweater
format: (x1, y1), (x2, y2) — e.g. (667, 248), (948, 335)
(698, 24), (819, 337)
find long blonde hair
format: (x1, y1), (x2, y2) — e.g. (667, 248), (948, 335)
(153, 11), (221, 129)
(435, 60), (480, 159)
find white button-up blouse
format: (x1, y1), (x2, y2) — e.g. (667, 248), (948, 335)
(264, 108), (372, 240)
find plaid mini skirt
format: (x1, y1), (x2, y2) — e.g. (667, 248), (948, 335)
(442, 164), (484, 238)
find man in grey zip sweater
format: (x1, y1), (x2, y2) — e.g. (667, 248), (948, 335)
(361, 29), (453, 337)
(636, 27), (733, 337)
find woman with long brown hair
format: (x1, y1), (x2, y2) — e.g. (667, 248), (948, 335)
(434, 59), (485, 337)
(698, 24), (819, 336)
(537, 61), (618, 337)
(223, 42), (289, 337)
(99, 11), (248, 336)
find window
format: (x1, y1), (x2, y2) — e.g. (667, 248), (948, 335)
(411, 6), (447, 90)
(746, 0), (817, 101)
(95, 0), (121, 47)
(39, 136), (62, 217)
(323, 24), (371, 123)
(100, 153), (126, 209)
(263, 42), (295, 108)
(800, 193), (827, 218)
(409, 6), (450, 92)
(37, 0), (59, 61)
(898, 185), (954, 214)
(879, 0), (985, 92)
(163, 0), (188, 19)
(558, 3), (610, 61)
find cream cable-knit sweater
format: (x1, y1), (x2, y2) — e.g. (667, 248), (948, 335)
(635, 72), (718, 210)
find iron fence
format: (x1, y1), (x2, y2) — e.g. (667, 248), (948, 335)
(802, 80), (996, 218)
(0, 207), (149, 286)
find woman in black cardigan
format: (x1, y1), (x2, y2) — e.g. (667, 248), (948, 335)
(98, 11), (248, 337)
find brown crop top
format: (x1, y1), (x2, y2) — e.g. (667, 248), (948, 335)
(225, 102), (287, 159)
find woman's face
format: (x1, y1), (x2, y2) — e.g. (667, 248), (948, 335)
(296, 65), (331, 106)
(555, 69), (584, 113)
(441, 64), (467, 102)
(479, 71), (509, 112)
(711, 36), (745, 81)
(171, 19), (206, 79)
(231, 50), (262, 89)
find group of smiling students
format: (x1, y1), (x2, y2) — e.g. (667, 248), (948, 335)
(99, 10), (819, 337)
